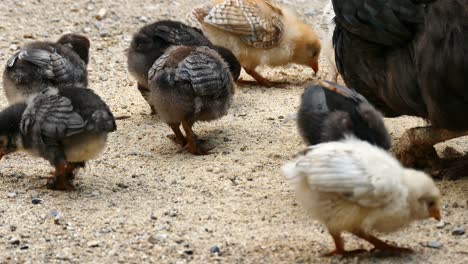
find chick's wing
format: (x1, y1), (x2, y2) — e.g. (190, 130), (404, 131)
(177, 50), (232, 97)
(294, 145), (401, 208)
(203, 0), (283, 48)
(20, 89), (86, 140)
(7, 48), (75, 83)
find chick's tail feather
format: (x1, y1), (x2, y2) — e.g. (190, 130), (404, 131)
(281, 161), (301, 182)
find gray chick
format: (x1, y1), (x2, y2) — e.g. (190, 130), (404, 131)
(298, 81), (391, 150)
(3, 34), (90, 104)
(127, 20), (211, 115)
(148, 45), (235, 155)
(0, 86), (116, 191)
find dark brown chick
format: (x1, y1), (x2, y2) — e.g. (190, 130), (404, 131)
(127, 20), (211, 114)
(148, 45), (235, 155)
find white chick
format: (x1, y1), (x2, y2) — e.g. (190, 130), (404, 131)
(282, 137), (441, 256)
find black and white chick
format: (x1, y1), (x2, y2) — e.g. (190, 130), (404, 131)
(3, 34), (90, 104)
(148, 45), (235, 155)
(0, 86), (116, 191)
(298, 81), (391, 150)
(127, 20), (212, 114)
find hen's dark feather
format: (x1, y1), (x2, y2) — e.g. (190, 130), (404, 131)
(332, 0), (468, 130)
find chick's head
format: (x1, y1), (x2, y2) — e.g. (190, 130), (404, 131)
(0, 104), (26, 160)
(57, 34), (91, 65)
(291, 23), (321, 73)
(402, 169), (441, 221)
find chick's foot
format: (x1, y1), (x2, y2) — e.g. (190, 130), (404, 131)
(353, 230), (413, 255)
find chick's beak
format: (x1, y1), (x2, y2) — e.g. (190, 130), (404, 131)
(430, 207), (441, 221)
(311, 61), (319, 73)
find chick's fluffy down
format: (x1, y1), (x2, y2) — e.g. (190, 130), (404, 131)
(282, 137), (438, 234)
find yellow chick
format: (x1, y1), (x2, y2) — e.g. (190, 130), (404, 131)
(282, 137), (441, 256)
(192, 0), (321, 87)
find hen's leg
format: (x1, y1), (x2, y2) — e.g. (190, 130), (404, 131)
(48, 161), (75, 191)
(167, 122), (187, 146)
(181, 120), (208, 155)
(392, 127), (468, 168)
(137, 83), (157, 115)
(352, 230), (413, 254)
(324, 231), (367, 257)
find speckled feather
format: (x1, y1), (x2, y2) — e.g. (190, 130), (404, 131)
(194, 0), (283, 48)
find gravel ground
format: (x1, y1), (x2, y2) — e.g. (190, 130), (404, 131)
(0, 0), (467, 263)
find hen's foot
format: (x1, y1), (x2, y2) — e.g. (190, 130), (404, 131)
(392, 127), (468, 168)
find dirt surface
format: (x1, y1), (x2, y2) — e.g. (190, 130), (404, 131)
(0, 0), (467, 263)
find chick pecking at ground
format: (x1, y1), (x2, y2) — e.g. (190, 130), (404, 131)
(192, 0), (321, 87)
(282, 137), (441, 256)
(127, 20), (212, 115)
(3, 34), (90, 104)
(0, 86), (116, 191)
(148, 45), (236, 155)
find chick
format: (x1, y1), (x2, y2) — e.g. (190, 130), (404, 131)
(282, 137), (441, 256)
(127, 20), (211, 114)
(0, 86), (116, 191)
(148, 45), (235, 155)
(192, 0), (321, 87)
(3, 34), (90, 104)
(298, 81), (391, 150)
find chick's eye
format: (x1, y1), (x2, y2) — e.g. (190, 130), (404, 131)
(428, 201), (435, 208)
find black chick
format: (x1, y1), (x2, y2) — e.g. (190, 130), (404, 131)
(0, 86), (116, 191)
(3, 34), (90, 104)
(148, 45), (235, 155)
(298, 81), (391, 150)
(127, 20), (211, 114)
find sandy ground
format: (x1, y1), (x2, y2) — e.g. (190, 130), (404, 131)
(0, 0), (467, 263)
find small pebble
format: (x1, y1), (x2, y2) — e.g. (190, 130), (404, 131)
(32, 198), (43, 205)
(20, 245), (29, 250)
(9, 237), (20, 245)
(436, 220), (446, 229)
(148, 234), (168, 244)
(424, 241), (443, 249)
(87, 241), (100, 248)
(7, 192), (17, 198)
(96, 8), (107, 20)
(210, 245), (221, 255)
(452, 227), (465, 236)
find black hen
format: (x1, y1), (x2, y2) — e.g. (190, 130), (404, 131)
(298, 81), (390, 150)
(332, 0), (468, 172)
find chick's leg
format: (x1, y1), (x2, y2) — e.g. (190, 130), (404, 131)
(167, 122), (187, 146)
(352, 230), (413, 254)
(393, 127), (468, 168)
(48, 161), (75, 191)
(181, 120), (208, 155)
(324, 231), (367, 257)
(242, 69), (274, 87)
